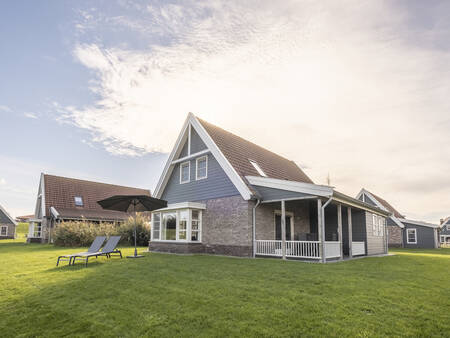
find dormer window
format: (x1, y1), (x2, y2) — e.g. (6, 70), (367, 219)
(249, 160), (267, 177)
(74, 196), (84, 206)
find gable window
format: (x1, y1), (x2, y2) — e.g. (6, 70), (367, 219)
(407, 228), (417, 244)
(74, 196), (83, 206)
(249, 160), (267, 177)
(196, 156), (208, 180)
(180, 161), (190, 184)
(0, 226), (7, 236)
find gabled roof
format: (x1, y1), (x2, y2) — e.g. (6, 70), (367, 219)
(357, 189), (405, 218)
(154, 113), (313, 200)
(42, 174), (150, 220)
(441, 217), (450, 226)
(0, 204), (17, 225)
(198, 118), (313, 186)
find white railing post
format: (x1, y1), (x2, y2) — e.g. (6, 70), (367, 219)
(348, 207), (353, 259)
(337, 204), (343, 260)
(281, 200), (286, 260)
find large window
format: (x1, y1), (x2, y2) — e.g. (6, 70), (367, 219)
(372, 214), (385, 237)
(33, 223), (42, 238)
(152, 208), (202, 242)
(191, 210), (201, 241)
(162, 213), (177, 240)
(0, 226), (7, 236)
(407, 228), (417, 244)
(179, 210), (188, 240)
(196, 156), (208, 180)
(153, 213), (161, 240)
(180, 161), (190, 184)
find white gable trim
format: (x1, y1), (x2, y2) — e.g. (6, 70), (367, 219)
(0, 204), (17, 226)
(356, 189), (404, 228)
(154, 113), (253, 200)
(246, 175), (333, 197)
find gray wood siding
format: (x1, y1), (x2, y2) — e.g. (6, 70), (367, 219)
(402, 222), (436, 248)
(0, 210), (14, 224)
(179, 140), (188, 158)
(161, 153), (240, 203)
(190, 128), (207, 153)
(440, 223), (450, 235)
(365, 211), (386, 255)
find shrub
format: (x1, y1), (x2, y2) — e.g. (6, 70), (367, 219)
(53, 214), (150, 247)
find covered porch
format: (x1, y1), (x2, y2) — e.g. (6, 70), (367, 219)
(248, 176), (389, 263)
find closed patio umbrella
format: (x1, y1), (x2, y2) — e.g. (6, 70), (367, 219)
(97, 195), (167, 258)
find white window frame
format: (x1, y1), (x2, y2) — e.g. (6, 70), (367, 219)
(195, 155), (208, 180)
(180, 161), (191, 184)
(372, 214), (378, 235)
(249, 160), (267, 177)
(406, 228), (417, 244)
(151, 213), (161, 241)
(74, 196), (83, 206)
(0, 225), (8, 236)
(151, 209), (202, 243)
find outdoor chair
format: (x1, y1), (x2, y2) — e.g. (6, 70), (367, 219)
(71, 236), (122, 267)
(56, 236), (106, 266)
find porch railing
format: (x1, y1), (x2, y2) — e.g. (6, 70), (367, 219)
(256, 240), (341, 259)
(352, 241), (365, 256)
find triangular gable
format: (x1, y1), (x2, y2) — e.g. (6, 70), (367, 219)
(356, 189), (404, 228)
(0, 204), (17, 226)
(154, 113), (253, 200)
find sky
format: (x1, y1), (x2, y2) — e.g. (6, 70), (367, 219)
(0, 0), (449, 223)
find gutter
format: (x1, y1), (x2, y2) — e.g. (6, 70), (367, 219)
(252, 199), (261, 258)
(320, 197), (333, 263)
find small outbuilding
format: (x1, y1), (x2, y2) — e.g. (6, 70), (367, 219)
(356, 189), (439, 249)
(0, 204), (17, 239)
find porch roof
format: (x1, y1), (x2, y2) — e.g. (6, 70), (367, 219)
(246, 176), (391, 217)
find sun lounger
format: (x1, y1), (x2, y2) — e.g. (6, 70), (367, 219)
(72, 236), (122, 266)
(56, 236), (106, 266)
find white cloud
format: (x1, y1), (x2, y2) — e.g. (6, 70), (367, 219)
(0, 178), (6, 185)
(65, 0), (450, 223)
(0, 105), (12, 112)
(24, 112), (38, 119)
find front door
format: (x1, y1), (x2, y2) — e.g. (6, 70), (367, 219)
(275, 215), (292, 240)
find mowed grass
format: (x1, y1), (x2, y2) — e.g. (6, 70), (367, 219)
(1, 235), (449, 337)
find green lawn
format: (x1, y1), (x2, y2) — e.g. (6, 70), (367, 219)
(1, 235), (449, 337)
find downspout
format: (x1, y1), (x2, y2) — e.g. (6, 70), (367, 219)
(252, 199), (261, 258)
(320, 197), (333, 263)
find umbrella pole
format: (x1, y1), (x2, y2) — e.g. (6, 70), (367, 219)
(134, 202), (138, 257)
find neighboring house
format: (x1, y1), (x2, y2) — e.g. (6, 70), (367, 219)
(28, 173), (151, 243)
(356, 189), (439, 249)
(150, 113), (390, 262)
(439, 217), (450, 245)
(0, 204), (17, 239)
(16, 214), (34, 223)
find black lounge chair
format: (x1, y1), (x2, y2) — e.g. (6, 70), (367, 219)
(72, 236), (122, 267)
(57, 236), (106, 266)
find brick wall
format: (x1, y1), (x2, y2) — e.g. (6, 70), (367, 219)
(387, 225), (403, 247)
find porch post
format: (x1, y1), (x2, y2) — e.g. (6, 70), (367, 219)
(281, 200), (286, 260)
(317, 199), (324, 262)
(337, 204), (343, 260)
(348, 207), (353, 259)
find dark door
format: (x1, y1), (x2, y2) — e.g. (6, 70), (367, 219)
(275, 215), (292, 240)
